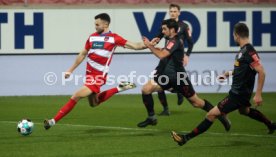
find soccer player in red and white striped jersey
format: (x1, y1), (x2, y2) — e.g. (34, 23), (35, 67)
(44, 13), (147, 130)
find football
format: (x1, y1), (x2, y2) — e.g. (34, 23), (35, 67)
(17, 119), (34, 136)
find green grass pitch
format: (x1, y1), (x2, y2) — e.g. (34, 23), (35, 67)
(0, 93), (276, 157)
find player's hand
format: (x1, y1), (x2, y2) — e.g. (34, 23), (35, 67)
(142, 36), (151, 47)
(217, 74), (227, 82)
(253, 94), (263, 107)
(64, 72), (72, 79)
(150, 37), (160, 46)
(183, 55), (189, 66)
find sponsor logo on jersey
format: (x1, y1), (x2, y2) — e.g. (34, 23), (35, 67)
(90, 36), (115, 43)
(92, 42), (104, 49)
(166, 41), (175, 49)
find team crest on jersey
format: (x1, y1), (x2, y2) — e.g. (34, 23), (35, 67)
(166, 41), (175, 49)
(104, 36), (109, 41)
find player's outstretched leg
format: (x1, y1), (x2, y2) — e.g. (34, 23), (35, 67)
(157, 91), (170, 116)
(171, 117), (214, 146)
(189, 96), (231, 131)
(44, 86), (91, 130)
(95, 81), (136, 105)
(240, 107), (276, 134)
(44, 98), (77, 130)
(201, 99), (231, 131)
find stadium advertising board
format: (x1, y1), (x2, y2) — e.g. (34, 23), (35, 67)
(0, 7), (275, 54)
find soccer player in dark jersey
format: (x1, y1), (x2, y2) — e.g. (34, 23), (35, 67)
(138, 19), (231, 131)
(152, 4), (194, 116)
(171, 23), (276, 146)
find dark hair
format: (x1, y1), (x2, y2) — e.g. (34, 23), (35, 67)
(162, 19), (179, 33)
(234, 23), (249, 38)
(95, 13), (111, 24)
(169, 4), (180, 11)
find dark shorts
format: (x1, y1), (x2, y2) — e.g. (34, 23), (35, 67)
(217, 91), (252, 114)
(153, 74), (195, 98)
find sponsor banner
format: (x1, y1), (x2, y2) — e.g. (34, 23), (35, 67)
(0, 7), (275, 54)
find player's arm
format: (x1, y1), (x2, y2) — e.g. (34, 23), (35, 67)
(65, 49), (88, 78)
(124, 41), (147, 50)
(182, 25), (194, 66)
(253, 64), (266, 106)
(223, 71), (233, 77)
(143, 37), (169, 59)
(184, 27), (194, 57)
(218, 71), (233, 81)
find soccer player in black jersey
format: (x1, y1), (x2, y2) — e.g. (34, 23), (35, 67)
(171, 23), (276, 146)
(137, 19), (230, 132)
(152, 4), (194, 116)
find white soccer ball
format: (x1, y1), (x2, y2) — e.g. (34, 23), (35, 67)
(17, 119), (34, 136)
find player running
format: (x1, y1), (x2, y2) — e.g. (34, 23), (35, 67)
(44, 13), (147, 130)
(152, 4), (194, 116)
(172, 23), (276, 146)
(137, 19), (231, 132)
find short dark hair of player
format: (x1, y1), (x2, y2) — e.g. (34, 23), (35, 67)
(234, 23), (249, 38)
(95, 13), (111, 25)
(169, 3), (180, 11)
(162, 19), (179, 33)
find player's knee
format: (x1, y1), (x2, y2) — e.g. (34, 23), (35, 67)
(71, 95), (80, 102)
(141, 86), (152, 95)
(191, 102), (201, 108)
(189, 99), (203, 108)
(206, 111), (217, 121)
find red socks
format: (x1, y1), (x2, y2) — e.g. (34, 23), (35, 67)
(53, 88), (118, 123)
(54, 99), (77, 123)
(97, 88), (119, 104)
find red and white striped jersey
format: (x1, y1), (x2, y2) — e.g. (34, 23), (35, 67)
(84, 32), (127, 77)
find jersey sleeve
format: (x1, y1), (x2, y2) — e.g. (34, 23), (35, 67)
(246, 50), (261, 68)
(84, 37), (91, 51)
(114, 34), (127, 47)
(165, 39), (179, 54)
(180, 24), (194, 56)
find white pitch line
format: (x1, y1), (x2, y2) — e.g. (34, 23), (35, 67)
(2, 120), (276, 138)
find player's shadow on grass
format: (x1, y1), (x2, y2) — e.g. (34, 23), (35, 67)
(200, 140), (260, 148)
(84, 128), (113, 134)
